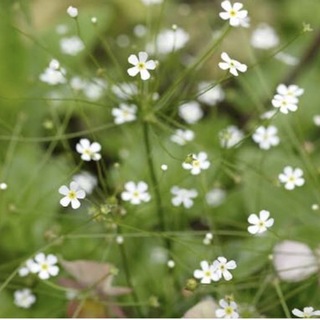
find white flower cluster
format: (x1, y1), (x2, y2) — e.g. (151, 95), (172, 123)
(39, 59), (66, 85)
(272, 83), (304, 114)
(18, 253), (59, 280)
(193, 257), (237, 283)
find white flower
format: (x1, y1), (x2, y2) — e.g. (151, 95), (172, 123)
(167, 260), (175, 268)
(292, 307), (320, 318)
(203, 233), (213, 245)
(212, 256), (237, 281)
(72, 171), (97, 194)
(161, 164), (168, 171)
(216, 299), (239, 318)
(247, 210), (274, 235)
(39, 59), (66, 85)
(278, 166), (305, 190)
(112, 103), (137, 125)
(252, 125), (280, 150)
(60, 36), (85, 56)
(171, 186), (198, 208)
(67, 6), (78, 18)
(250, 23), (279, 49)
(313, 115), (320, 126)
(193, 261), (219, 284)
(219, 1), (248, 27)
(18, 259), (36, 277)
(276, 84), (304, 99)
(272, 94), (298, 114)
(197, 82), (225, 106)
(76, 138), (101, 161)
(260, 109), (277, 120)
(146, 27), (189, 55)
(219, 125), (244, 148)
(141, 0), (163, 5)
(178, 101), (203, 124)
(70, 76), (87, 91)
(206, 188), (226, 207)
(83, 78), (106, 101)
(28, 253), (59, 280)
(275, 52), (299, 66)
(218, 52), (247, 76)
(0, 182), (7, 190)
(182, 152), (210, 175)
(127, 52), (156, 80)
(170, 129), (195, 145)
(121, 181), (151, 205)
(273, 240), (318, 282)
(59, 181), (86, 209)
(14, 289), (36, 309)
(112, 82), (138, 100)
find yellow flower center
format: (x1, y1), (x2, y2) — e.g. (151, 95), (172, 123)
(225, 306), (234, 315)
(230, 9), (236, 17)
(40, 262), (49, 271)
(138, 62), (145, 70)
(68, 190), (77, 200)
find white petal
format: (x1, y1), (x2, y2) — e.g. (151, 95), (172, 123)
(221, 1), (232, 11)
(60, 196), (71, 207)
(58, 185), (69, 195)
(90, 142), (101, 152)
(145, 60), (156, 70)
(138, 51), (148, 62)
(218, 62), (230, 70)
(71, 198), (81, 209)
(223, 270), (233, 280)
(259, 210), (270, 221)
(221, 52), (230, 63)
(47, 254), (57, 265)
(226, 260), (237, 269)
(193, 270), (204, 279)
(127, 66), (140, 77)
(140, 69), (151, 80)
(233, 2), (243, 11)
(248, 225), (259, 234)
(128, 54), (138, 65)
(49, 265), (59, 276)
(76, 189), (86, 199)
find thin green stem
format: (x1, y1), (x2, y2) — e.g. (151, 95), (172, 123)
(273, 279), (291, 318)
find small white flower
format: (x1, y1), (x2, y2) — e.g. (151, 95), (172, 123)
(39, 59), (66, 85)
(216, 299), (239, 318)
(313, 115), (320, 126)
(276, 84), (304, 99)
(59, 181), (86, 209)
(146, 27), (189, 55)
(182, 152), (210, 175)
(91, 17), (97, 24)
(116, 235), (124, 244)
(121, 181), (151, 205)
(83, 78), (107, 101)
(67, 6), (78, 18)
(219, 125), (244, 148)
(272, 94), (298, 114)
(141, 0), (163, 5)
(193, 261), (219, 284)
(0, 182), (7, 190)
(70, 76), (87, 91)
(197, 82), (225, 106)
(28, 253), (59, 280)
(292, 307), (320, 318)
(252, 125), (280, 150)
(127, 52), (156, 80)
(247, 210), (274, 235)
(219, 1), (248, 27)
(18, 259), (35, 277)
(273, 240), (318, 282)
(250, 23), (279, 50)
(178, 101), (203, 124)
(170, 129), (195, 145)
(260, 109), (277, 120)
(161, 164), (168, 171)
(275, 52), (299, 66)
(76, 139), (101, 161)
(112, 82), (138, 100)
(14, 289), (36, 309)
(60, 36), (85, 56)
(72, 171), (97, 194)
(218, 52), (247, 76)
(112, 103), (137, 125)
(278, 166), (305, 190)
(212, 256), (237, 281)
(167, 260), (175, 268)
(203, 233), (213, 245)
(206, 188), (226, 207)
(171, 186), (198, 208)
